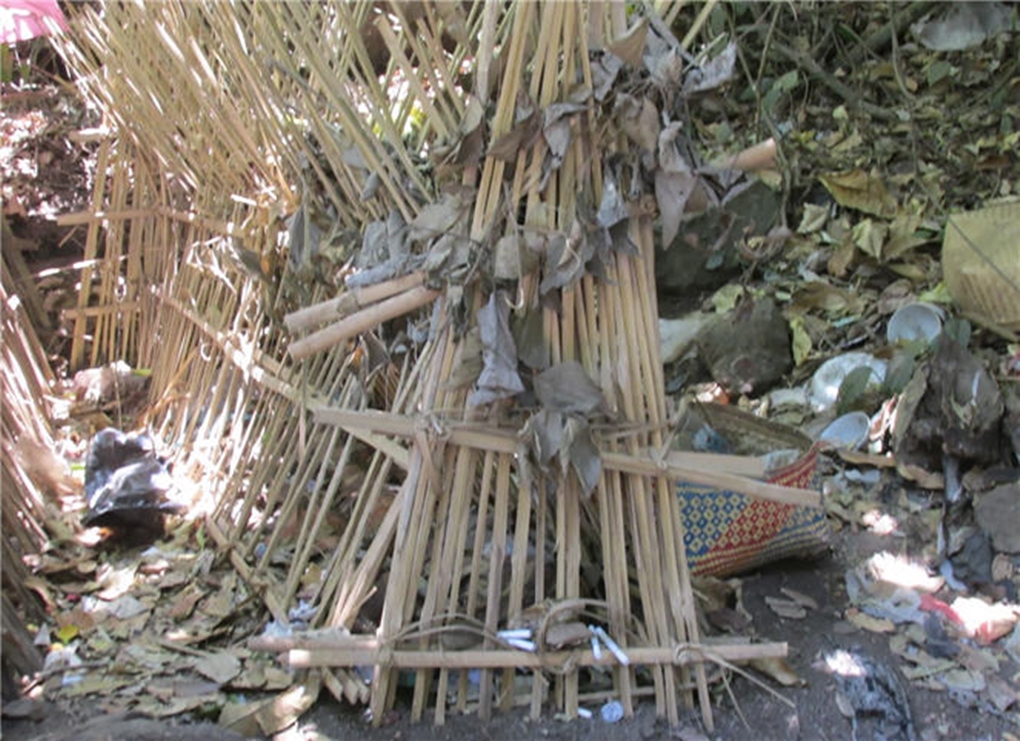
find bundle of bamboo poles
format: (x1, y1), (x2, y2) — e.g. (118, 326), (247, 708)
(41, 0), (809, 730)
(272, 2), (718, 726)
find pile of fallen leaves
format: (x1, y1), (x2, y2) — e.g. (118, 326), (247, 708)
(647, 2), (1020, 727)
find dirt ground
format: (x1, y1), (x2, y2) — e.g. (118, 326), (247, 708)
(2, 527), (1012, 741)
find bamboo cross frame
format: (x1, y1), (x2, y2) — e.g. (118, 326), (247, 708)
(50, 0), (784, 730)
(312, 407), (823, 509)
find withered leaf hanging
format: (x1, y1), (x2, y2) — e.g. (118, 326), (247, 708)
(526, 408), (566, 466)
(564, 416), (601, 496)
(590, 51), (623, 102)
(349, 210), (412, 287)
(442, 326), (483, 391)
(467, 292), (525, 407)
(408, 193), (469, 242)
(607, 17), (648, 69)
(488, 92), (541, 163)
(512, 307), (549, 372)
(596, 174), (629, 230)
(538, 221), (593, 296)
(615, 93), (659, 154)
(533, 360), (606, 417)
(542, 100), (588, 175)
(523, 409), (601, 497)
(655, 122), (698, 248)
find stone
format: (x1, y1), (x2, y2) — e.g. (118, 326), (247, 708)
(975, 483), (1020, 554)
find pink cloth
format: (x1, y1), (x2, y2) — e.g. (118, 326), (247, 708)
(0, 0), (69, 45)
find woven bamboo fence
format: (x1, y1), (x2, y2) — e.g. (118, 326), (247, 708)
(2, 253), (65, 677)
(33, 0), (801, 728)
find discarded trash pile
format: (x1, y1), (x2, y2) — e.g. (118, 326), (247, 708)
(82, 428), (181, 537)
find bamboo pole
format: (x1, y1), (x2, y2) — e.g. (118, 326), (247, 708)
(311, 408), (822, 509)
(284, 271), (427, 334)
(288, 286), (439, 360)
(276, 640), (790, 670)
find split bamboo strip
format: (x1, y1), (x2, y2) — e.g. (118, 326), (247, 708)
(68, 138), (110, 370)
(317, 450), (397, 627)
(56, 204), (253, 239)
(1, 282), (60, 558)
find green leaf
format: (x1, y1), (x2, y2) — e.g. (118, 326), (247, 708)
(836, 365), (877, 413)
(789, 316), (813, 367)
(883, 351), (916, 396)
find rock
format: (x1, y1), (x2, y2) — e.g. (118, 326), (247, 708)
(893, 332), (1005, 470)
(695, 297), (791, 397)
(1004, 383), (1020, 463)
(659, 312), (712, 364)
(655, 179), (781, 296)
(975, 483), (1020, 553)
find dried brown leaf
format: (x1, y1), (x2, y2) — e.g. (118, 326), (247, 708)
(443, 326), (483, 391)
(791, 280), (865, 314)
(748, 655), (804, 687)
(591, 51), (623, 101)
(797, 203), (829, 234)
(655, 170), (698, 248)
(607, 18), (648, 68)
(468, 292), (524, 407)
(512, 307), (549, 371)
(487, 109), (540, 162)
(852, 217), (889, 260)
(682, 42), (736, 94)
(533, 361), (605, 416)
(884, 212), (929, 260)
(764, 596), (807, 620)
(819, 169), (898, 218)
(193, 651), (242, 685)
(538, 224), (591, 295)
(780, 587), (819, 610)
(596, 175), (628, 229)
(527, 409), (567, 465)
(564, 417), (601, 496)
(408, 194), (467, 242)
(493, 233), (538, 280)
(616, 93), (659, 152)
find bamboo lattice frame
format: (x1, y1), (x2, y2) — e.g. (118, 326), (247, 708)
(32, 1), (801, 729)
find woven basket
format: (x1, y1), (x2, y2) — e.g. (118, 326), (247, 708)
(679, 445), (828, 577)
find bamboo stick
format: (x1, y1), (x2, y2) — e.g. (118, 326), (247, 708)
(289, 286), (439, 360)
(284, 271), (426, 333)
(708, 138), (778, 173)
(280, 640), (789, 670)
(312, 408), (822, 508)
